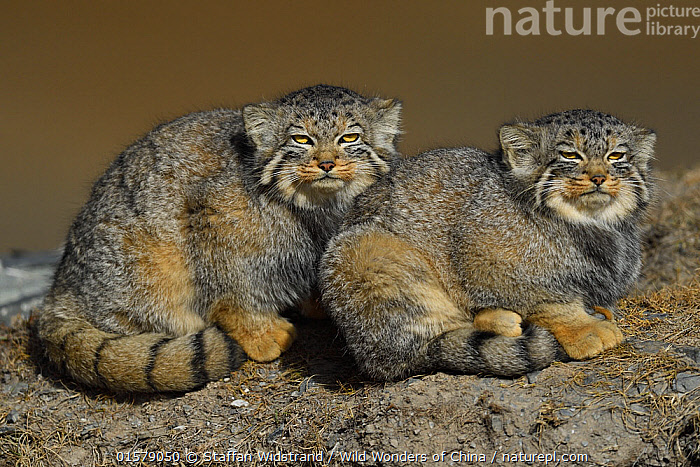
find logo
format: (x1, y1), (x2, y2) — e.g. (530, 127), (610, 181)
(486, 1), (700, 38)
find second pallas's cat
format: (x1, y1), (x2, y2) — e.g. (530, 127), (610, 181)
(35, 85), (402, 392)
(321, 109), (655, 380)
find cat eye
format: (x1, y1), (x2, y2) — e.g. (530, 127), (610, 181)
(607, 152), (626, 161)
(560, 151), (581, 160)
(340, 133), (360, 143)
(291, 135), (313, 145)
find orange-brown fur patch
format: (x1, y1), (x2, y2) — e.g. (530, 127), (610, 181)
(563, 178), (601, 199)
(340, 232), (428, 305)
(298, 158), (357, 183)
(209, 301), (296, 362)
(125, 229), (205, 336)
(341, 231), (468, 336)
(296, 148), (354, 183)
(429, 179), (445, 197)
(563, 174), (620, 199)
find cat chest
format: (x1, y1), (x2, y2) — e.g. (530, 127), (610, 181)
(570, 230), (641, 302)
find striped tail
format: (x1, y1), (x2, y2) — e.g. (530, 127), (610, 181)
(34, 309), (246, 393)
(336, 319), (567, 382)
(427, 323), (569, 378)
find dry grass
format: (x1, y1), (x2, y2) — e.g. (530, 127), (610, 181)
(560, 280), (700, 464)
(621, 281), (700, 346)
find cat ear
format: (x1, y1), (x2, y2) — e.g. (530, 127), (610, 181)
(499, 124), (542, 175)
(242, 103), (280, 151)
(368, 98), (402, 156)
(631, 127), (656, 165)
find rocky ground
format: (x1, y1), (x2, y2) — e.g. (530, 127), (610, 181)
(1, 168), (699, 467)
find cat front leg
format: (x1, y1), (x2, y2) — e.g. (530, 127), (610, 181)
(526, 300), (623, 360)
(208, 299), (297, 362)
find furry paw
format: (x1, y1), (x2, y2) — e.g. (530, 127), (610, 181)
(210, 302), (298, 363)
(473, 308), (523, 337)
(555, 319), (623, 360)
(240, 318), (297, 362)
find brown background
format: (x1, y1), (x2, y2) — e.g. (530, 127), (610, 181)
(2, 1), (698, 253)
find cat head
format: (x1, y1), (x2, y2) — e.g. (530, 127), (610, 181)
(242, 85), (402, 209)
(499, 109), (655, 225)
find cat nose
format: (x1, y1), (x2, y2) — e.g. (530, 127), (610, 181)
(318, 160), (336, 172)
(590, 174), (606, 186)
